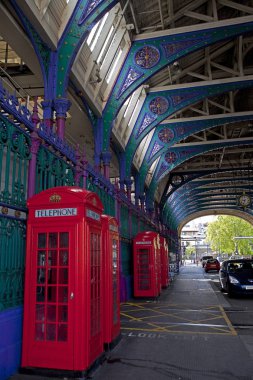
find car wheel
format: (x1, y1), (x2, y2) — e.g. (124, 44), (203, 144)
(205, 270), (208, 273)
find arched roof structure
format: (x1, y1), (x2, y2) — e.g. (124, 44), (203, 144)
(1, 0), (253, 231)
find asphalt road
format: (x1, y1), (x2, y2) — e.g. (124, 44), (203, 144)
(204, 269), (253, 336)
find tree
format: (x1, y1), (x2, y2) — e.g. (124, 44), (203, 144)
(206, 216), (253, 255)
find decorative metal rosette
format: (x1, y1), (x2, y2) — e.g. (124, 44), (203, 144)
(158, 128), (174, 143)
(135, 45), (160, 69)
(149, 97), (169, 115)
(165, 151), (177, 164)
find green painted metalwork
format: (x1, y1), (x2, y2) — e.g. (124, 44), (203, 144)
(86, 176), (115, 216)
(35, 147), (75, 193)
(131, 213), (138, 237)
(0, 116), (30, 207)
(0, 216), (26, 310)
(121, 240), (132, 276)
(120, 204), (130, 239)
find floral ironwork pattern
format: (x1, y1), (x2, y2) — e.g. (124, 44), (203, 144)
(135, 46), (160, 68)
(137, 113), (156, 137)
(149, 97), (169, 115)
(149, 141), (163, 160)
(165, 151), (177, 164)
(158, 128), (174, 143)
(117, 67), (143, 99)
(156, 162), (168, 179)
(78, 0), (103, 25)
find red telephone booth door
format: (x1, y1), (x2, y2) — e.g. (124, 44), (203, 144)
(88, 226), (103, 365)
(23, 226), (76, 370)
(134, 246), (155, 296)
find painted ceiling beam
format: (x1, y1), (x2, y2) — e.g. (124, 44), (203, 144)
(135, 111), (253, 196)
(124, 75), (253, 179)
(101, 16), (253, 152)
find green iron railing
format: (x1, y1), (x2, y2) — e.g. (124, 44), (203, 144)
(35, 146), (75, 193)
(0, 116), (30, 208)
(87, 177), (115, 216)
(0, 216), (26, 310)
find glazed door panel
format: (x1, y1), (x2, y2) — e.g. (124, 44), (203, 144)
(27, 227), (75, 369)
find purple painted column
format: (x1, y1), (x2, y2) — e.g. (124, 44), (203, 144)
(41, 100), (53, 132)
(81, 148), (88, 189)
(139, 194), (145, 211)
(125, 178), (133, 200)
(101, 151), (112, 179)
(54, 98), (71, 139)
(74, 145), (82, 186)
(28, 98), (41, 198)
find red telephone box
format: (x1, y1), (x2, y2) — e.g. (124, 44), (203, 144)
(22, 186), (104, 374)
(101, 215), (120, 348)
(133, 231), (160, 297)
(160, 236), (169, 288)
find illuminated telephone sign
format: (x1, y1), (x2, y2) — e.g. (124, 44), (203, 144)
(22, 186), (104, 375)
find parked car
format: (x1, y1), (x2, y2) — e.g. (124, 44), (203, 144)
(204, 259), (220, 273)
(201, 255), (213, 267)
(219, 259), (253, 297)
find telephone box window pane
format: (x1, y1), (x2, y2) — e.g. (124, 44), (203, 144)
(60, 232), (69, 248)
(58, 305), (68, 322)
(48, 268), (57, 284)
(59, 250), (68, 266)
(49, 233), (58, 248)
(58, 286), (68, 303)
(46, 324), (56, 341)
(59, 268), (68, 284)
(35, 323), (45, 341)
(36, 286), (45, 302)
(58, 324), (67, 341)
(47, 305), (56, 322)
(48, 250), (57, 266)
(37, 268), (45, 284)
(47, 286), (57, 302)
(37, 251), (46, 266)
(36, 304), (45, 321)
(38, 233), (46, 248)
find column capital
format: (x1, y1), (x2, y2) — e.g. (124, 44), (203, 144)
(53, 98), (71, 117)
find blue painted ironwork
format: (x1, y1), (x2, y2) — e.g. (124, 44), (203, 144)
(125, 78), (253, 179)
(102, 18), (253, 151)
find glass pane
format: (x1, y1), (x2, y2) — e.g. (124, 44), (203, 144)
(59, 268), (68, 284)
(49, 233), (58, 248)
(48, 250), (57, 266)
(58, 324), (67, 341)
(36, 286), (45, 302)
(37, 251), (46, 266)
(47, 286), (57, 302)
(58, 287), (68, 303)
(38, 233), (46, 248)
(47, 305), (56, 322)
(59, 250), (68, 266)
(60, 232), (69, 248)
(48, 268), (57, 284)
(46, 324), (56, 341)
(35, 323), (45, 341)
(36, 304), (45, 321)
(37, 268), (45, 284)
(58, 305), (68, 322)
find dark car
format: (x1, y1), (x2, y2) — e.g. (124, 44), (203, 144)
(219, 259), (253, 297)
(204, 258), (220, 273)
(201, 255), (213, 267)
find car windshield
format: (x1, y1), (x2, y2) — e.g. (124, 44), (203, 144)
(207, 259), (217, 263)
(228, 261), (253, 272)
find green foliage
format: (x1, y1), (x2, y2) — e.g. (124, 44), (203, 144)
(206, 216), (253, 255)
